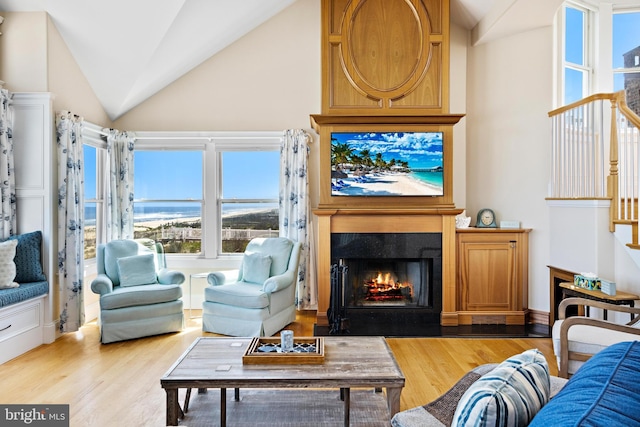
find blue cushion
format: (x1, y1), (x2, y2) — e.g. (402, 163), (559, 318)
(1, 231), (47, 283)
(242, 252), (272, 284)
(117, 254), (157, 287)
(100, 283), (182, 310)
(0, 281), (49, 308)
(529, 341), (640, 427)
(103, 240), (143, 285)
(452, 349), (550, 427)
(244, 237), (293, 276)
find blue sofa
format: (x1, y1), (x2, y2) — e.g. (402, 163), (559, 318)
(530, 340), (640, 426)
(392, 341), (640, 426)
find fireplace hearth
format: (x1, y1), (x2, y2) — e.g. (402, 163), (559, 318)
(329, 232), (442, 336)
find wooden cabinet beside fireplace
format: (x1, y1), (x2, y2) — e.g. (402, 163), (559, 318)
(456, 228), (531, 325)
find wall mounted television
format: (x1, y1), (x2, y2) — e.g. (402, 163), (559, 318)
(330, 131), (444, 197)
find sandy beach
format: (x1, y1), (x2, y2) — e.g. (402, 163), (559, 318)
(332, 172), (442, 196)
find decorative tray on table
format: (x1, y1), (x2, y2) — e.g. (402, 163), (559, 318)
(242, 337), (325, 365)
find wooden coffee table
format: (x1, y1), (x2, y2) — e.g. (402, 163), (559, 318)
(161, 336), (405, 426)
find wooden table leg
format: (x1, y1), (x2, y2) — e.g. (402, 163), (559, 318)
(184, 388), (192, 413)
(386, 387), (402, 417)
(220, 388), (227, 427)
(342, 388), (350, 427)
(165, 389), (179, 426)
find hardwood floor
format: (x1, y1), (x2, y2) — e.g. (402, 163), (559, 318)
(0, 311), (557, 426)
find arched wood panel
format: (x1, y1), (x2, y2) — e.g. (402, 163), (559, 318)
(322, 0), (449, 115)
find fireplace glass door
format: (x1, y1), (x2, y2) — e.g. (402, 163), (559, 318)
(341, 258), (432, 308)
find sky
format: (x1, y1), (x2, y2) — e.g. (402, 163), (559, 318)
(84, 147), (280, 205)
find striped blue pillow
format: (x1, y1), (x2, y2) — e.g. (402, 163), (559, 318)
(451, 349), (550, 427)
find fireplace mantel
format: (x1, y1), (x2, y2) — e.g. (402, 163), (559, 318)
(310, 114), (465, 131)
(314, 208), (463, 327)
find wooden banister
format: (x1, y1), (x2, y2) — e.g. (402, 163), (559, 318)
(548, 91), (640, 242)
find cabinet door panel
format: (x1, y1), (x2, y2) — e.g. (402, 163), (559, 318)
(460, 241), (515, 311)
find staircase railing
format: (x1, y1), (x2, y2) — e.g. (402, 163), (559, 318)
(548, 91), (640, 235)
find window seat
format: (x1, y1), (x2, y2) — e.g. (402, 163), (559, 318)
(0, 231), (50, 365)
(0, 281), (49, 308)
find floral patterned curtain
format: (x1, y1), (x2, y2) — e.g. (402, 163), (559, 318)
(279, 129), (316, 309)
(56, 111), (85, 332)
(0, 88), (15, 239)
(104, 129), (135, 240)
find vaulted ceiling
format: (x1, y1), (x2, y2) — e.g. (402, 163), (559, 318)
(0, 0), (561, 120)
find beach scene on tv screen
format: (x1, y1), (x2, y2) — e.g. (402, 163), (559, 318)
(331, 132), (444, 196)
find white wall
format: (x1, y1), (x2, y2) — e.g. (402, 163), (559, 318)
(466, 26), (554, 312)
(0, 12), (48, 92)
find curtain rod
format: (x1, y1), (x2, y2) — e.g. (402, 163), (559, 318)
(83, 122), (109, 137)
(132, 136), (283, 141)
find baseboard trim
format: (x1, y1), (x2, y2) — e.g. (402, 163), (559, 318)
(529, 309), (550, 326)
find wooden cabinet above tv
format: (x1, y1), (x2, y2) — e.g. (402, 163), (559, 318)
(321, 0), (450, 116)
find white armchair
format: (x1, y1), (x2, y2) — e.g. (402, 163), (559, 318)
(553, 297), (640, 377)
(202, 237), (301, 337)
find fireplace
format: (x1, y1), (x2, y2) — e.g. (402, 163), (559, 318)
(329, 233), (443, 336)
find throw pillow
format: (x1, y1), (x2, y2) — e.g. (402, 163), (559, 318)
(117, 253), (158, 287)
(451, 349), (550, 427)
(242, 252), (272, 285)
(0, 240), (19, 289)
(0, 231), (47, 283)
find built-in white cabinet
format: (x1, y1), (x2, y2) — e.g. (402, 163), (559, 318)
(0, 92), (57, 364)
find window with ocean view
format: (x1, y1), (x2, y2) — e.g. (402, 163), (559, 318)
(84, 141), (106, 260)
(134, 150), (204, 254)
(133, 133), (281, 256)
(219, 150), (280, 253)
(83, 132), (282, 260)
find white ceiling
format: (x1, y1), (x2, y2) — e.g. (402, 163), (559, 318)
(0, 0), (558, 120)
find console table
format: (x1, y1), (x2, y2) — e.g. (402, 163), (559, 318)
(559, 282), (639, 321)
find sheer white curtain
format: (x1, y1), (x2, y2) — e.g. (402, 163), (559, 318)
(56, 111), (85, 332)
(0, 87), (15, 239)
(279, 129), (316, 309)
(104, 129), (135, 240)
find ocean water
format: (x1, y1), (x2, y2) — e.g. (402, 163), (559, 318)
(84, 205), (274, 226)
(410, 171), (443, 189)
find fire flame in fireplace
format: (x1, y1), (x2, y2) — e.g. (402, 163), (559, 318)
(364, 272), (413, 301)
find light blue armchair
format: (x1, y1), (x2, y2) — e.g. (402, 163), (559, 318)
(91, 239), (185, 344)
(202, 237), (301, 337)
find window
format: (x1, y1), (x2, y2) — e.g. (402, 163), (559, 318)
(82, 127), (107, 260)
(84, 145), (98, 259)
(613, 10), (640, 115)
(219, 150), (280, 253)
(559, 1), (640, 108)
(133, 150), (204, 254)
(132, 132), (282, 257)
(562, 4), (592, 105)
